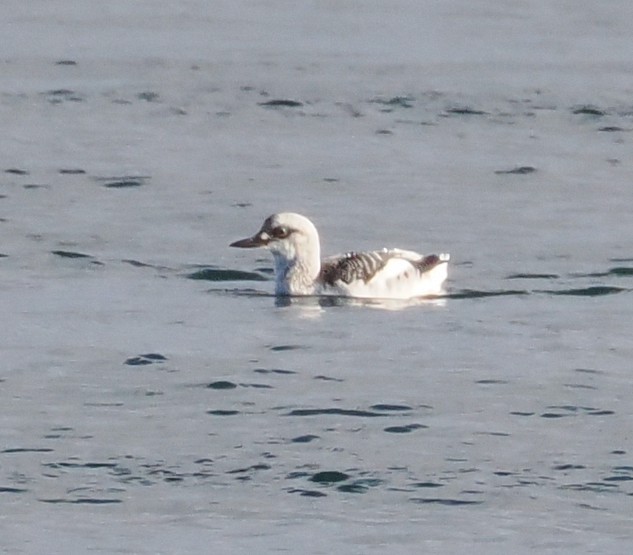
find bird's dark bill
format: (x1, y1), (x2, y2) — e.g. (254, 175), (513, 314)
(229, 233), (269, 248)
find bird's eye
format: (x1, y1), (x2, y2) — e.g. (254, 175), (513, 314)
(272, 226), (290, 239)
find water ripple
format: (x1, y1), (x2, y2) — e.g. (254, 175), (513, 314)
(539, 286), (628, 297)
(187, 268), (268, 281)
(285, 408), (385, 417)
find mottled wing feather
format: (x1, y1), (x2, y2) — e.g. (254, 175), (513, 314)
(414, 254), (442, 273)
(320, 251), (394, 285)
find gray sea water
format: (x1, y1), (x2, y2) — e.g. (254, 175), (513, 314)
(2, 1), (633, 553)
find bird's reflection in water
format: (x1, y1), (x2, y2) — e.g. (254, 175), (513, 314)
(275, 294), (447, 311)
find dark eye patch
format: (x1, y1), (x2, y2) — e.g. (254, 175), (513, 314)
(271, 226), (291, 239)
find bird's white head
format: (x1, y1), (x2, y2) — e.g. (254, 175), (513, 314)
(230, 212), (321, 294)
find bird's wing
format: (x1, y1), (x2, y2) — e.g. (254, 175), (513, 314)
(320, 250), (394, 285)
(319, 249), (448, 298)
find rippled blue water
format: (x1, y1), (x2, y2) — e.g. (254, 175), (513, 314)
(2, 1), (633, 553)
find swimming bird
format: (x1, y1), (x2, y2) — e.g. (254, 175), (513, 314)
(230, 212), (449, 299)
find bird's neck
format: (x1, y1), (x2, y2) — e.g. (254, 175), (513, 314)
(272, 247), (321, 296)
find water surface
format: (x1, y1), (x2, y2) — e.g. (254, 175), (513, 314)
(2, 1), (633, 553)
